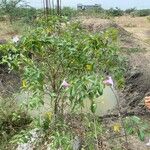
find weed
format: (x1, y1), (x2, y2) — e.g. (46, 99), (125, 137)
(124, 116), (148, 141)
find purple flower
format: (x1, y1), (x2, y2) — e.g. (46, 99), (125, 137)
(61, 80), (70, 88)
(103, 76), (114, 87)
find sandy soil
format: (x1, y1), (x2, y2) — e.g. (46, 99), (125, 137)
(115, 16), (150, 43)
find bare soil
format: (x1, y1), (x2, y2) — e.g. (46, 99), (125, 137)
(115, 16), (150, 43)
(0, 66), (20, 97)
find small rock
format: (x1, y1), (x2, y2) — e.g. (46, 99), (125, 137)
(16, 143), (33, 150)
(72, 136), (82, 150)
(146, 139), (150, 146)
(12, 35), (20, 43)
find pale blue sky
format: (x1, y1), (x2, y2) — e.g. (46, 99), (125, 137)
(26, 0), (150, 9)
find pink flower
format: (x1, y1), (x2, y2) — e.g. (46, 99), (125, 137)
(61, 80), (70, 88)
(103, 76), (114, 87)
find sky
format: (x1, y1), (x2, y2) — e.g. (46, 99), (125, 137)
(26, 0), (150, 10)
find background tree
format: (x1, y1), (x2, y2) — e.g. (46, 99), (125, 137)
(0, 0), (24, 23)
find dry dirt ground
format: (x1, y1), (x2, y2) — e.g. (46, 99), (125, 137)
(115, 16), (150, 113)
(115, 16), (150, 44)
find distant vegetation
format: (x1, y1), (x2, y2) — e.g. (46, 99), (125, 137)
(78, 7), (150, 18)
(131, 9), (150, 17)
(0, 1), (150, 24)
(0, 0), (40, 23)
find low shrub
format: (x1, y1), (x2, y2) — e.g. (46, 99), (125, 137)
(131, 9), (150, 17)
(106, 7), (124, 16)
(61, 7), (77, 18)
(125, 8), (136, 15)
(124, 116), (148, 141)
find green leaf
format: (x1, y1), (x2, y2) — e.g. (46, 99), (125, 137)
(90, 102), (97, 114)
(138, 130), (145, 141)
(97, 87), (103, 96)
(126, 127), (134, 134)
(132, 116), (141, 124)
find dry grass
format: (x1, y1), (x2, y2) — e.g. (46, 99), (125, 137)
(0, 21), (18, 40)
(115, 16), (150, 28)
(145, 38), (150, 44)
(115, 16), (150, 43)
(0, 20), (30, 41)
